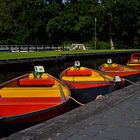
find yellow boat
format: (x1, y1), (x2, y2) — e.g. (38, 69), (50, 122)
(127, 53), (140, 68)
(99, 59), (140, 82)
(60, 61), (117, 103)
(0, 66), (71, 137)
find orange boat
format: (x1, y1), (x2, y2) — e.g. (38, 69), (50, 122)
(127, 53), (140, 68)
(0, 66), (71, 129)
(99, 59), (140, 82)
(60, 61), (119, 104)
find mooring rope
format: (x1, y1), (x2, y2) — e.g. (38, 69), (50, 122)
(68, 96), (85, 106)
(68, 94), (104, 106)
(123, 78), (139, 85)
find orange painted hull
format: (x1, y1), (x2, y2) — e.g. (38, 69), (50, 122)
(104, 71), (140, 77)
(0, 98), (72, 138)
(0, 98), (71, 125)
(64, 80), (112, 89)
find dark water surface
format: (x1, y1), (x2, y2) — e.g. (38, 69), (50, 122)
(0, 54), (130, 83)
(0, 54), (130, 138)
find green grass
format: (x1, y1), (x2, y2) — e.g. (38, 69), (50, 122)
(0, 49), (139, 60)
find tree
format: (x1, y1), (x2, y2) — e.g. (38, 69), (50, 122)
(0, 0), (139, 49)
(0, 0), (63, 44)
(112, 0), (139, 48)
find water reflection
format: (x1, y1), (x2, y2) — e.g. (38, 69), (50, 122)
(0, 72), (25, 84)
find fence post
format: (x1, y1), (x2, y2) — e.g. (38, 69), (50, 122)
(43, 45), (45, 51)
(8, 45), (11, 52)
(19, 45), (21, 52)
(27, 45), (29, 52)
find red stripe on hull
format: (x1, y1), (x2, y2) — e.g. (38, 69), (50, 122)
(105, 71), (140, 77)
(0, 99), (71, 125)
(65, 81), (112, 89)
(0, 97), (62, 117)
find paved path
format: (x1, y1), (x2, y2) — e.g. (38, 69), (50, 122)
(52, 88), (140, 140)
(2, 82), (140, 140)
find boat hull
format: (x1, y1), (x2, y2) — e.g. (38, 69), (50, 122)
(71, 85), (113, 104)
(0, 98), (72, 138)
(123, 73), (140, 83)
(104, 72), (140, 82)
(64, 81), (113, 104)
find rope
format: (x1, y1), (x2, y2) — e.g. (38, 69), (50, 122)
(123, 78), (139, 85)
(68, 96), (84, 106)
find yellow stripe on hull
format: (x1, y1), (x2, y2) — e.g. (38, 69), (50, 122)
(123, 67), (135, 71)
(127, 64), (140, 66)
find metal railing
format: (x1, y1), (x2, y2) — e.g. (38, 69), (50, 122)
(0, 45), (64, 52)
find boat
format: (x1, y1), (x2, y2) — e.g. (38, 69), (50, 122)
(60, 61), (118, 104)
(127, 53), (140, 68)
(99, 59), (140, 82)
(0, 66), (71, 128)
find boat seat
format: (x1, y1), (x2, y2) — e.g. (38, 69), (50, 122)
(62, 76), (104, 81)
(0, 87), (68, 97)
(66, 69), (92, 76)
(19, 78), (55, 87)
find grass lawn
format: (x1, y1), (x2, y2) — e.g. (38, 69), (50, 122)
(0, 49), (139, 60)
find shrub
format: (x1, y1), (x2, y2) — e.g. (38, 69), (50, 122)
(98, 41), (110, 49)
(86, 38), (110, 50)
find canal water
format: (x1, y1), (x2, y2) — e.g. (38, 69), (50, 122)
(0, 53), (131, 138)
(0, 54), (130, 84)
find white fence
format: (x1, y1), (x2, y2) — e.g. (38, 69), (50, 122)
(0, 45), (64, 52)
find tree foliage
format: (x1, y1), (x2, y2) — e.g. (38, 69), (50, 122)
(0, 0), (139, 49)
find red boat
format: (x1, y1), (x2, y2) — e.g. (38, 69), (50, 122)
(99, 61), (140, 82)
(0, 66), (71, 130)
(127, 53), (140, 68)
(60, 62), (118, 104)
